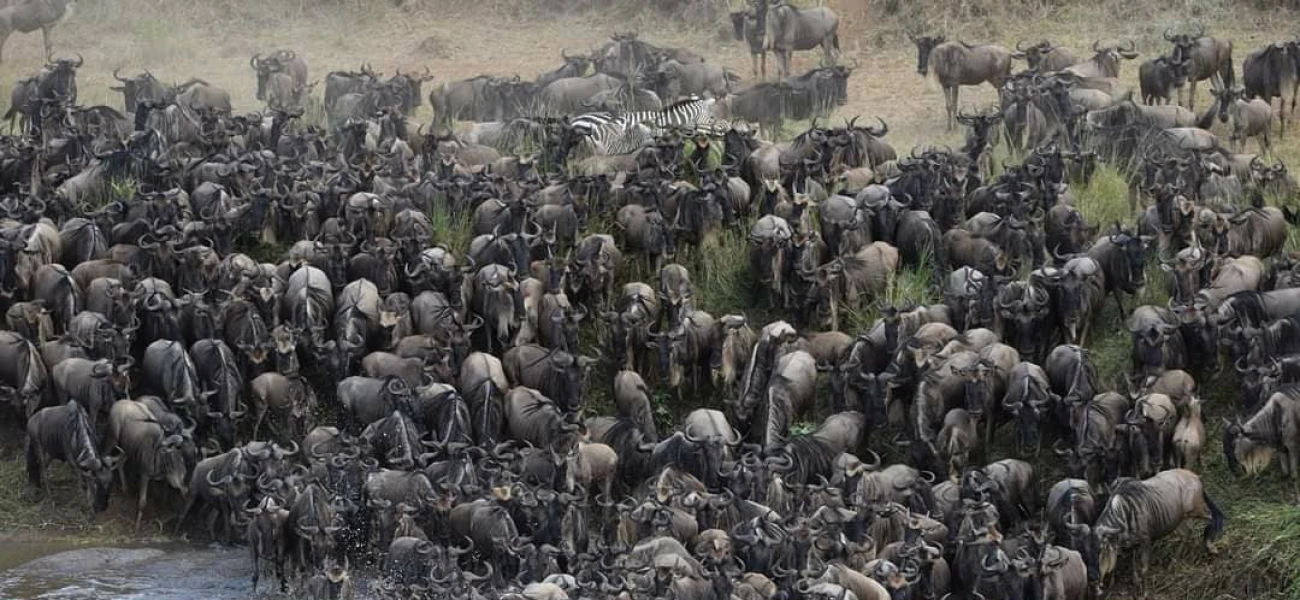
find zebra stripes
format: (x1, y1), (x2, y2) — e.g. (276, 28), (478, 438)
(570, 116), (655, 156)
(569, 97), (719, 156)
(622, 97), (719, 130)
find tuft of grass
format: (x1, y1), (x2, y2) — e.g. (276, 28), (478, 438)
(693, 228), (755, 317)
(431, 206), (474, 256)
(1074, 164), (1133, 230)
(240, 241), (290, 265)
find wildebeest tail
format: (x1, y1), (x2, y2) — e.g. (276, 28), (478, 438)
(1194, 102), (1218, 130)
(1204, 489), (1226, 542)
(25, 439), (40, 487)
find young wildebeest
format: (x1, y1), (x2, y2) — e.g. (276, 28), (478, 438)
(1139, 55), (1191, 105)
(912, 34), (1014, 131)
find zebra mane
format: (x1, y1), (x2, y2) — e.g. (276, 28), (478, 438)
(659, 96), (708, 112)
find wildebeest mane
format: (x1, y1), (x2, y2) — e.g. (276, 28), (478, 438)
(781, 434), (837, 484)
(1221, 290), (1269, 328)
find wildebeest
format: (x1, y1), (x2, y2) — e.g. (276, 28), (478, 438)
(1224, 385), (1300, 484)
(1064, 41), (1140, 79)
(1242, 40), (1300, 133)
(729, 6), (768, 79)
(764, 0), (839, 79)
(0, 0), (73, 63)
(1090, 469), (1224, 598)
(106, 397), (191, 532)
(251, 50), (309, 105)
(1012, 40), (1080, 73)
(26, 400), (121, 512)
(1207, 87), (1274, 154)
(912, 34), (1014, 130)
(1139, 55), (1192, 105)
(1165, 24), (1235, 110)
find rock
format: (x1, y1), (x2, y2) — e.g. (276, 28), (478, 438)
(416, 35), (453, 59)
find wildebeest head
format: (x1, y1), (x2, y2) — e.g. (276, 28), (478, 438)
(1011, 40), (1054, 70)
(250, 52), (290, 101)
(955, 361), (995, 419)
(1084, 40), (1139, 77)
(1109, 225), (1148, 290)
(387, 67), (435, 115)
(1133, 323), (1178, 371)
(1164, 23), (1206, 66)
(111, 68), (174, 113)
(911, 35), (946, 77)
(39, 55), (82, 101)
(1223, 416), (1275, 476)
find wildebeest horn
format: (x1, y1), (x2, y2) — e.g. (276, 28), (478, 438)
(463, 562), (494, 582)
(1164, 28), (1176, 41)
(113, 67), (129, 83)
(250, 54), (261, 69)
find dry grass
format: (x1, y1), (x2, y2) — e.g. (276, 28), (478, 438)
(3, 0), (1300, 596)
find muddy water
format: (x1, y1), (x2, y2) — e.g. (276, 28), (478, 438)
(0, 542), (255, 599)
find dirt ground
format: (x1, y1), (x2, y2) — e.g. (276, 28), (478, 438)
(1, 0), (1290, 154)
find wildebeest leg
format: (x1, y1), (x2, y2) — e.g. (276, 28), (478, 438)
(253, 406), (267, 441)
(175, 495), (198, 534)
(205, 507), (219, 541)
(41, 25), (53, 63)
(1112, 289), (1128, 319)
(761, 51), (767, 80)
(25, 443), (47, 497)
(136, 471), (150, 534)
(250, 542), (261, 593)
(0, 33), (8, 64)
(945, 86), (959, 131)
(752, 53), (760, 79)
(1137, 542), (1153, 600)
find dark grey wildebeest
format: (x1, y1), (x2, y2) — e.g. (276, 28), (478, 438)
(1242, 40), (1300, 134)
(764, 0), (839, 80)
(912, 34), (1014, 131)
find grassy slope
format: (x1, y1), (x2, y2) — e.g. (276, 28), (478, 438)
(0, 0), (1298, 597)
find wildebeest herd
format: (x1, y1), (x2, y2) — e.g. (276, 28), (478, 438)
(5, 1), (1300, 599)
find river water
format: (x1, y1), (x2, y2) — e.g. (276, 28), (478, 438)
(0, 542), (256, 600)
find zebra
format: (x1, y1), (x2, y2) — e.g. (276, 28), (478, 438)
(567, 114), (654, 156)
(621, 96), (718, 130)
(565, 96), (719, 157)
